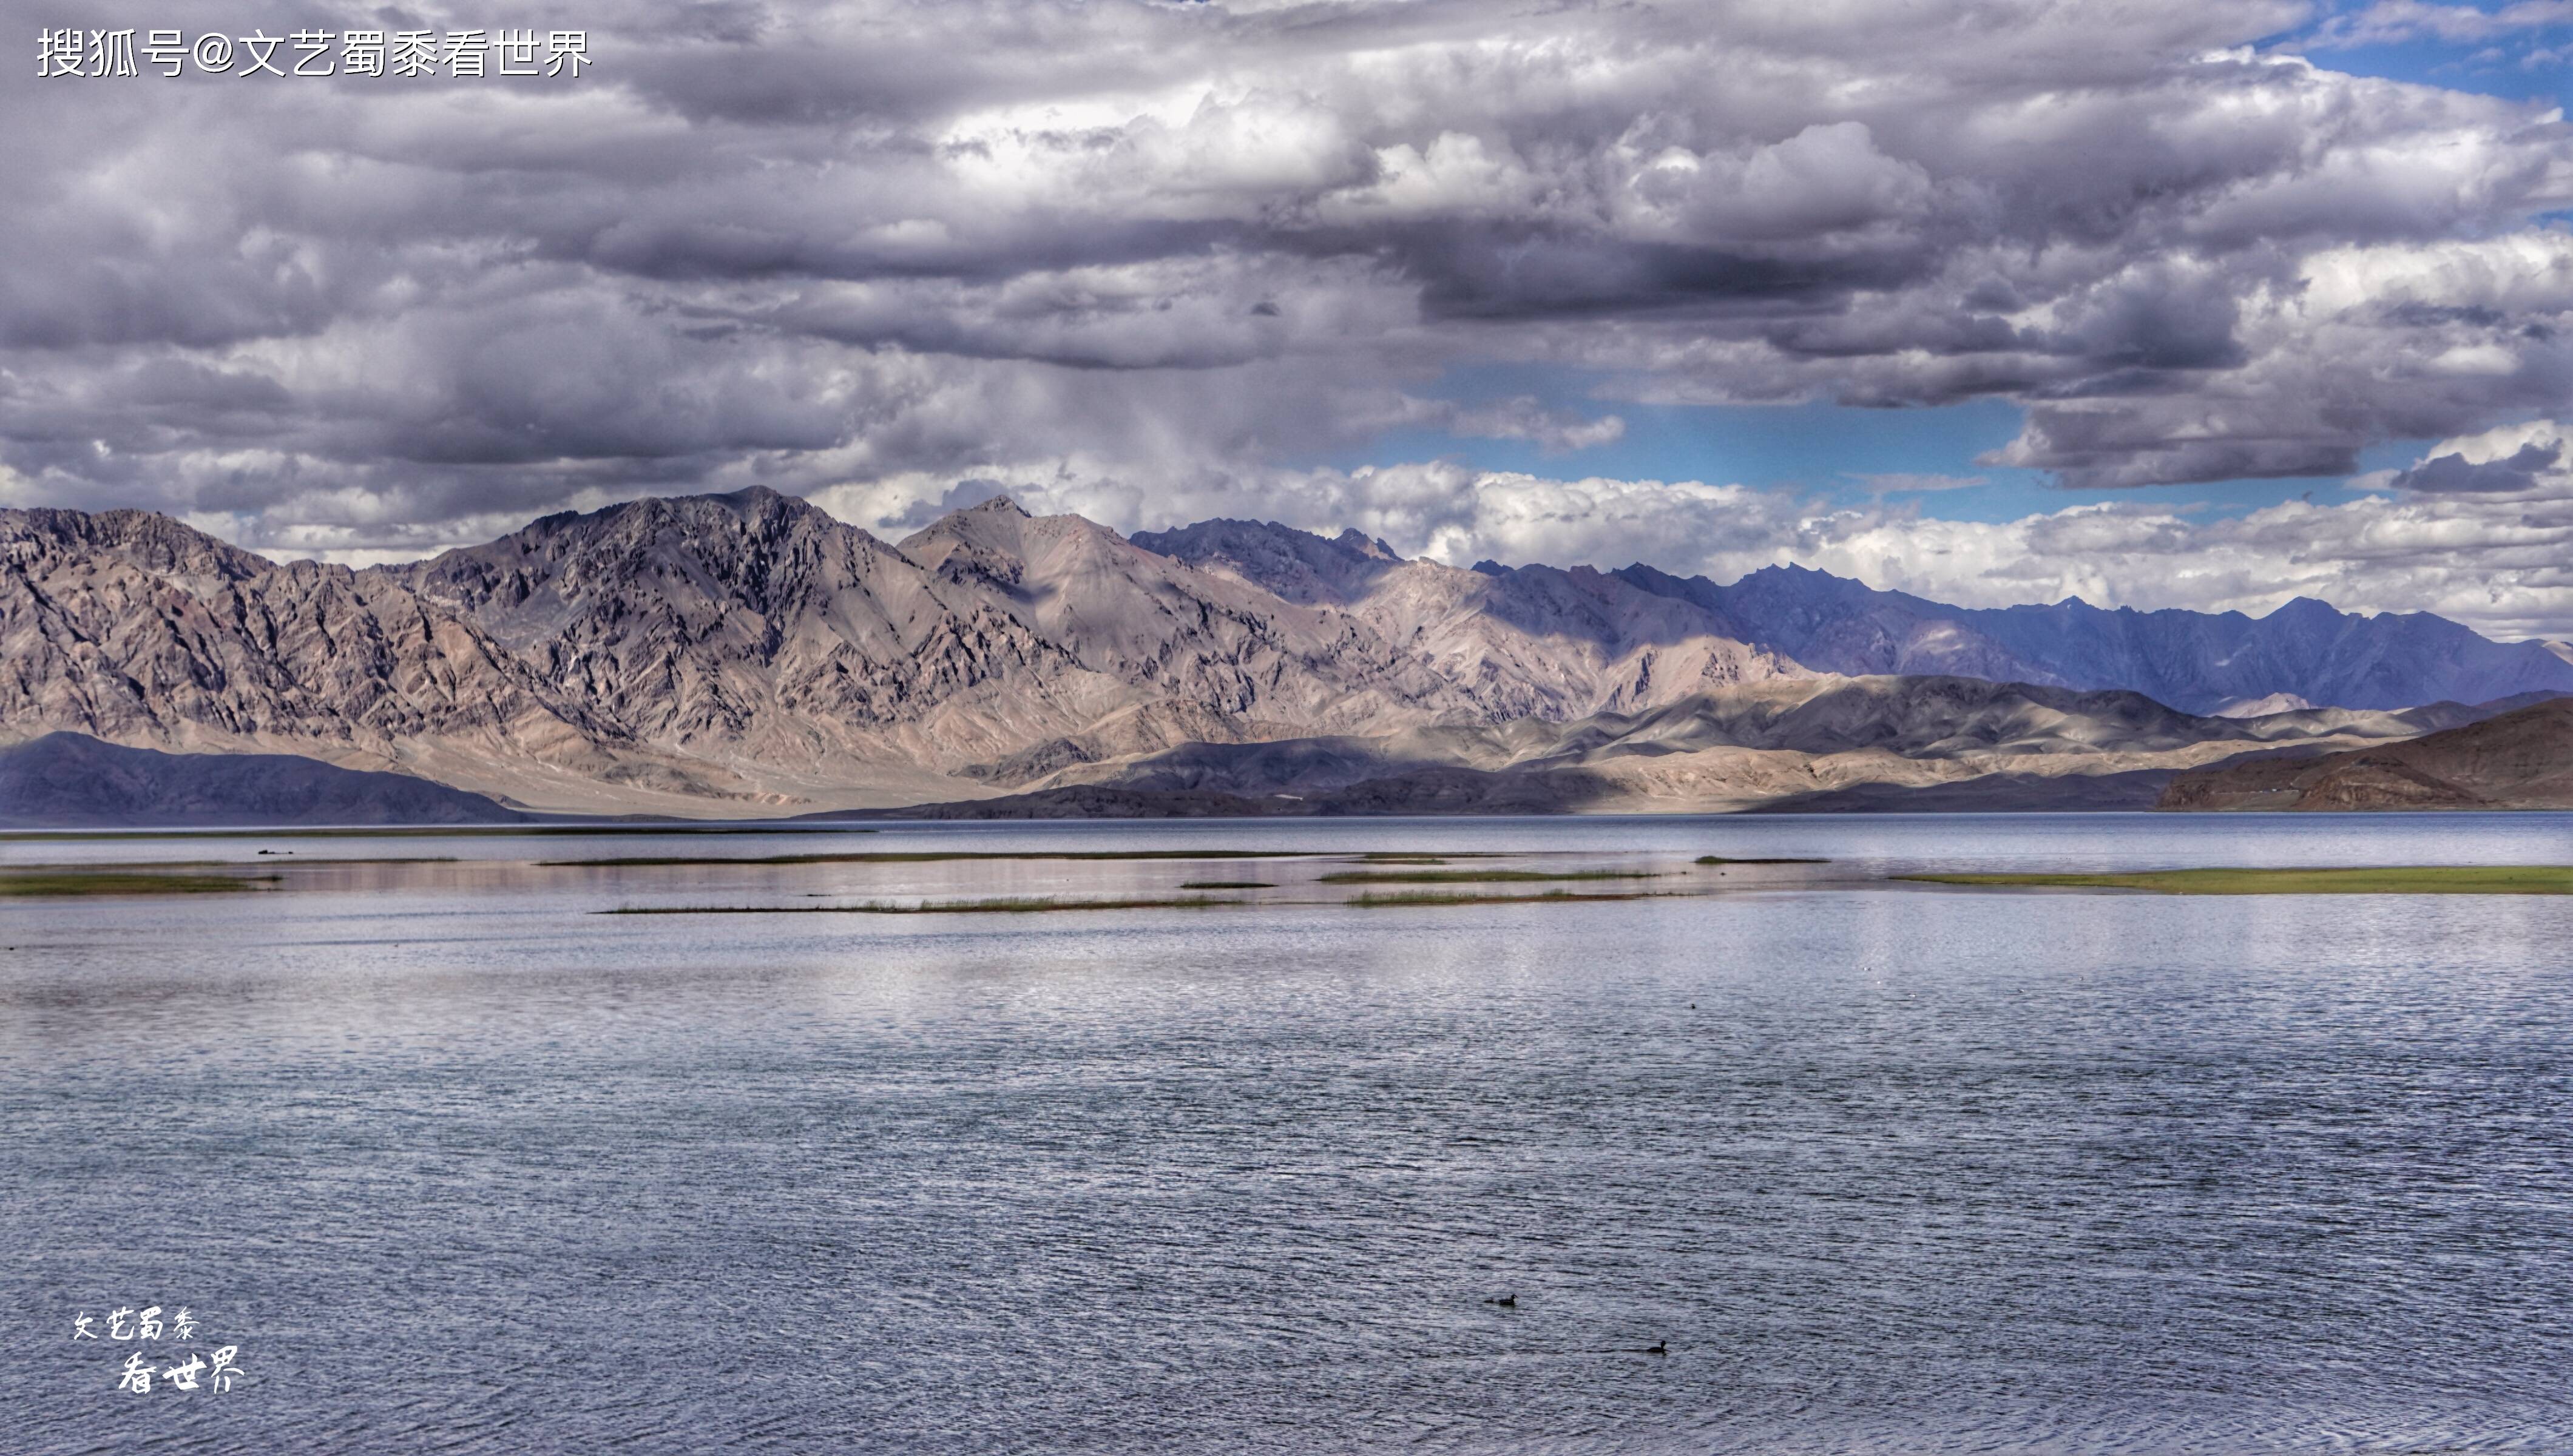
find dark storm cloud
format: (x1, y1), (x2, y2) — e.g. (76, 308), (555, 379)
(2394, 440), (2566, 493)
(4, 0), (2572, 550)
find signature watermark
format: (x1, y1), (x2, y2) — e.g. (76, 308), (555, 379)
(70, 1305), (246, 1395)
(38, 27), (589, 78)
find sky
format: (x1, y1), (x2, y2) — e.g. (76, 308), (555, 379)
(4, 1), (2572, 638)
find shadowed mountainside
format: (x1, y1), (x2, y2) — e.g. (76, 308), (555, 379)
(829, 764), (1632, 820)
(986, 676), (2541, 814)
(0, 732), (528, 827)
(2159, 696), (2573, 810)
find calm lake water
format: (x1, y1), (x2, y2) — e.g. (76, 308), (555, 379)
(6, 813), (2572, 1454)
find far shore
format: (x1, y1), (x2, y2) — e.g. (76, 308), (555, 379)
(1896, 866), (2573, 895)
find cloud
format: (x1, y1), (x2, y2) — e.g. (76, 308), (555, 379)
(2393, 440), (2564, 493)
(3, 0), (2572, 575)
(1849, 472), (1989, 494)
(1418, 396), (1627, 454)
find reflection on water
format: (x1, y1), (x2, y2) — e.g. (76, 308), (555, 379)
(5, 814), (2572, 1454)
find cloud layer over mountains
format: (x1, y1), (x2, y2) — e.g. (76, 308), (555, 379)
(4, 1), (2571, 632)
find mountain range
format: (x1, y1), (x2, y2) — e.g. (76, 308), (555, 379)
(6, 488), (2569, 818)
(1133, 519), (2573, 715)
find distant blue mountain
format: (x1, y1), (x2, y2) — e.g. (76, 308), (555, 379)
(1133, 517), (2573, 713)
(1610, 562), (2573, 714)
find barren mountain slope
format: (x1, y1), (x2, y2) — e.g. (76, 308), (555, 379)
(380, 491), (1499, 796)
(893, 498), (1482, 734)
(387, 489), (1140, 786)
(1131, 517), (1811, 721)
(2161, 696), (2573, 809)
(0, 507), (634, 794)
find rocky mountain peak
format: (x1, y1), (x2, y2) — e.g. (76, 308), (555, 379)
(379, 487), (927, 685)
(1, 505), (272, 588)
(510, 484), (833, 548)
(2264, 596), (2348, 627)
(1129, 517), (1404, 605)
(896, 494), (1092, 587)
(1334, 528), (1401, 562)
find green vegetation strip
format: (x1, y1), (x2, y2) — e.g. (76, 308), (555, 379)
(1, 859), (234, 871)
(1350, 888), (1675, 908)
(1, 856), (456, 877)
(545, 849), (1336, 868)
(264, 857), (464, 866)
(1896, 866), (2573, 895)
(0, 825), (877, 841)
(605, 895), (1230, 915)
(1695, 855), (1829, 865)
(1178, 880), (1273, 890)
(1355, 853), (1508, 863)
(1317, 869), (1660, 885)
(0, 871), (282, 897)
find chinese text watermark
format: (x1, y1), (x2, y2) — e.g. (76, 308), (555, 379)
(71, 1305), (246, 1395)
(39, 27), (588, 78)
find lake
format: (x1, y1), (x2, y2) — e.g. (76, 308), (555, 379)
(6, 812), (2572, 1453)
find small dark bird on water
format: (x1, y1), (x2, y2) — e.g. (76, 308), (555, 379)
(1484, 1293), (1516, 1307)
(1643, 1341), (1667, 1355)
